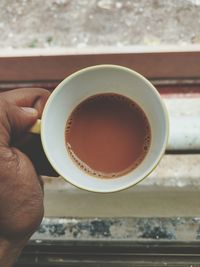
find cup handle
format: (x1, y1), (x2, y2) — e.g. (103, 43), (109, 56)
(30, 119), (41, 134)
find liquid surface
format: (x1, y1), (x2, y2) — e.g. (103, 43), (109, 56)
(65, 93), (151, 178)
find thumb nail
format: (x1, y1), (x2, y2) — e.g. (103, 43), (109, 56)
(21, 107), (38, 116)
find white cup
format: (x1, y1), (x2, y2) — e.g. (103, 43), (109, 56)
(32, 65), (169, 193)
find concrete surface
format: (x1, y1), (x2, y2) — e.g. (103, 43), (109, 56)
(1, 0), (200, 49)
(43, 154), (200, 217)
(32, 217), (200, 241)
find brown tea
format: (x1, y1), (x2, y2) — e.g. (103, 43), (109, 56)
(65, 93), (151, 178)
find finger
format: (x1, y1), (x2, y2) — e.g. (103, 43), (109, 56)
(0, 99), (38, 146)
(1, 88), (50, 116)
(10, 106), (38, 136)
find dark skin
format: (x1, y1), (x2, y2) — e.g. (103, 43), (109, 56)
(0, 88), (50, 267)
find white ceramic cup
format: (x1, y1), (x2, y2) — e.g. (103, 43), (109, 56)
(32, 65), (169, 193)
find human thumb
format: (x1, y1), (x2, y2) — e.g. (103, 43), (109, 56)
(0, 99), (38, 146)
(10, 106), (38, 132)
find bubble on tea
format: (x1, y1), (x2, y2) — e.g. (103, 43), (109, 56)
(65, 93), (151, 179)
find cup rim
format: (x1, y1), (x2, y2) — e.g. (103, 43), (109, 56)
(40, 64), (169, 193)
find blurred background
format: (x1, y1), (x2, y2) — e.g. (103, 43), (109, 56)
(0, 0), (200, 49)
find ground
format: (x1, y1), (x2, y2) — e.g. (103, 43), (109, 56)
(0, 0), (200, 49)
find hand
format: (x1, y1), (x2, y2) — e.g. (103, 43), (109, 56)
(0, 88), (50, 267)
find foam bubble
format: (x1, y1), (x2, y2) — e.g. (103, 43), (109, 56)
(67, 141), (151, 178)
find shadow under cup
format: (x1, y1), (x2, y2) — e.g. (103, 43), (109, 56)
(41, 65), (169, 193)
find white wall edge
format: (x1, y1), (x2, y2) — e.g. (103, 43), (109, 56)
(1, 44), (200, 57)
